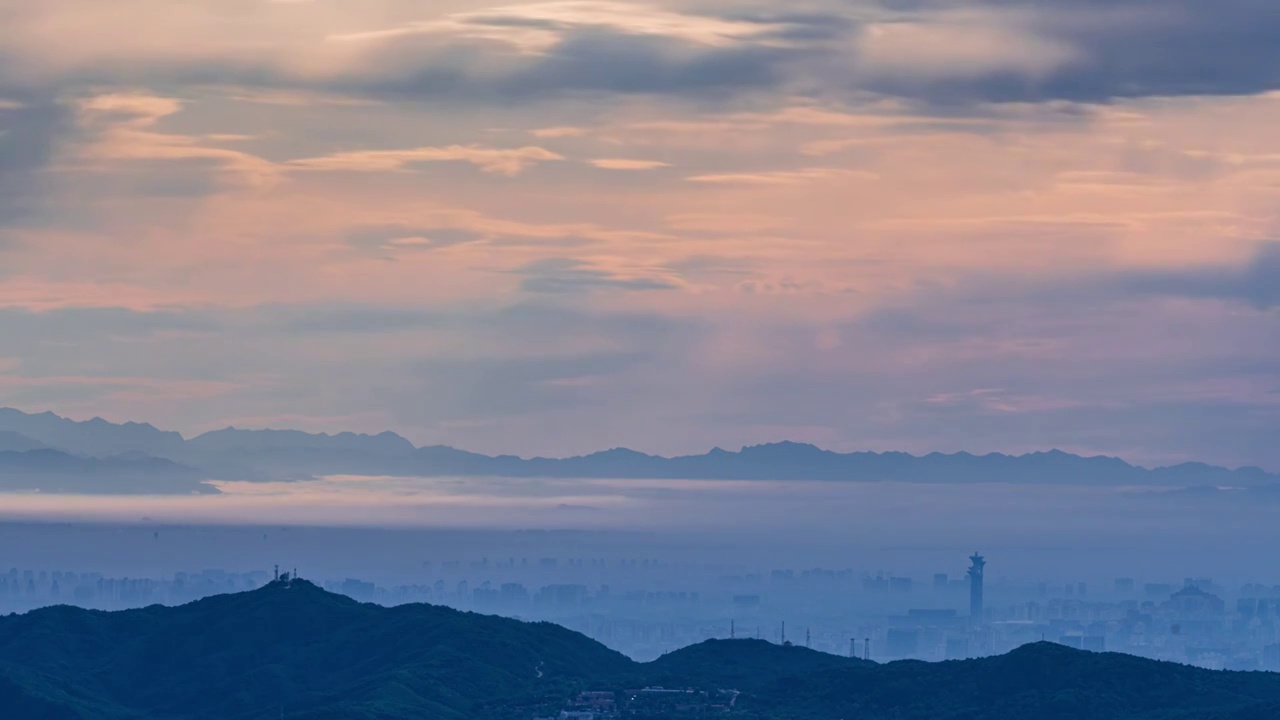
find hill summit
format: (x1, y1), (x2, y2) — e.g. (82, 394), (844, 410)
(4, 582), (1280, 718)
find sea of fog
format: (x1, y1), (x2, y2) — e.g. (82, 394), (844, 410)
(0, 476), (1271, 583)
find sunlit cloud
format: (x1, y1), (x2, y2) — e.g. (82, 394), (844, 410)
(532, 127), (590, 138)
(287, 145), (564, 175)
(856, 10), (1083, 81)
(588, 158), (669, 170)
(686, 168), (878, 184)
(74, 92), (280, 189)
(329, 1), (795, 52)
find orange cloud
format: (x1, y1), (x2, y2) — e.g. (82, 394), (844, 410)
(588, 158), (670, 170)
(287, 145), (563, 176)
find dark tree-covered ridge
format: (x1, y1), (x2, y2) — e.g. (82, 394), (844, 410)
(3, 580), (1280, 719)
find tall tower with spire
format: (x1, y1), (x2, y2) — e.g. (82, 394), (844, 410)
(967, 552), (986, 623)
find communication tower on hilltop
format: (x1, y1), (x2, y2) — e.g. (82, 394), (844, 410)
(272, 564), (296, 586)
(967, 552), (986, 622)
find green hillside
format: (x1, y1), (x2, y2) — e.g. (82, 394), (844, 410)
(4, 580), (1280, 719)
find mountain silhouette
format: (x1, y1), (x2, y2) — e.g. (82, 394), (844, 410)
(0, 408), (186, 458)
(184, 427), (420, 479)
(748, 641), (1280, 719)
(641, 637), (865, 688)
(0, 430), (47, 453)
(0, 579), (630, 719)
(0, 408), (1275, 491)
(0, 449), (217, 494)
(188, 427), (416, 455)
(3, 582), (1280, 719)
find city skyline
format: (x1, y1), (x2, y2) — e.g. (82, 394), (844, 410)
(4, 542), (1278, 669)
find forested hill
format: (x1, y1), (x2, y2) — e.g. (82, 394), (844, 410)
(3, 580), (1280, 719)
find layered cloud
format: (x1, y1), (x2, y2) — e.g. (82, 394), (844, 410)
(855, 8), (1083, 82)
(2, 0), (1279, 469)
(8, 0), (1280, 105)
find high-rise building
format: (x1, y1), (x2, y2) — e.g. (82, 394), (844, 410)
(967, 552), (986, 622)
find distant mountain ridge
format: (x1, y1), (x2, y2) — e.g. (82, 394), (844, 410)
(3, 581), (1280, 719)
(0, 430), (49, 453)
(0, 449), (217, 495)
(0, 407), (1276, 491)
(0, 408), (186, 458)
(188, 427), (417, 454)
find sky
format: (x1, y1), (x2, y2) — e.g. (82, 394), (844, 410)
(1, 0), (1278, 469)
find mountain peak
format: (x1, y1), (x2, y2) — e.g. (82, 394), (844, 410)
(591, 447), (651, 458)
(0, 407), (187, 459)
(744, 440), (822, 451)
(1007, 640), (1083, 657)
(258, 576), (327, 595)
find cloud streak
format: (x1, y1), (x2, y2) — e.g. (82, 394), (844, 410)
(687, 168), (877, 184)
(589, 158), (669, 170)
(288, 144), (563, 175)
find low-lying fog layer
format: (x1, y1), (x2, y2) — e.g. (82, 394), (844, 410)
(0, 476), (1273, 581)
